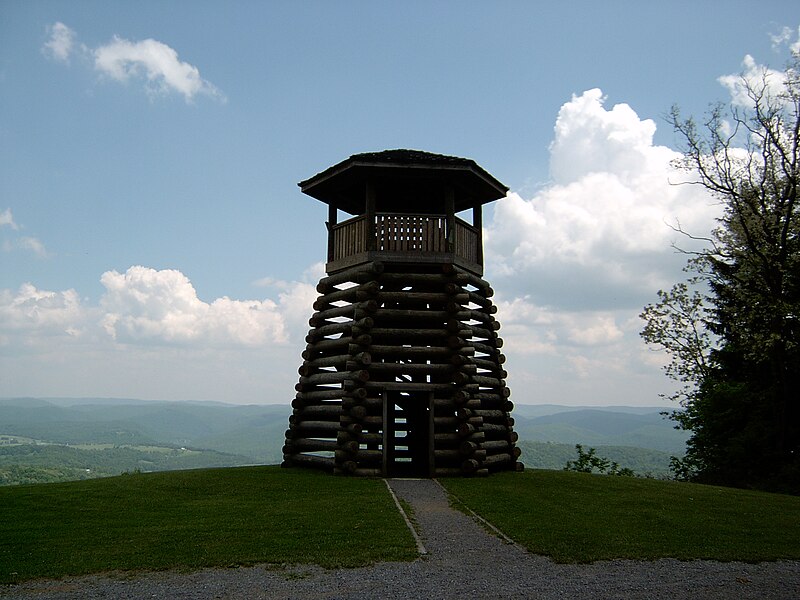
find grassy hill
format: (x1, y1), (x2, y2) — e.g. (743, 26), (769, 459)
(443, 470), (800, 563)
(1, 466), (798, 584)
(0, 467), (416, 584)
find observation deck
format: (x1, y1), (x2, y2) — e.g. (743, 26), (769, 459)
(299, 149), (508, 276)
(328, 212), (481, 274)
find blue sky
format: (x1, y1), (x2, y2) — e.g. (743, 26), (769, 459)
(1, 1), (798, 406)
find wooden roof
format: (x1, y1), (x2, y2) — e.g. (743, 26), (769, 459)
(299, 149), (509, 215)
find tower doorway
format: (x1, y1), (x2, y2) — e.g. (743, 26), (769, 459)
(383, 391), (433, 477)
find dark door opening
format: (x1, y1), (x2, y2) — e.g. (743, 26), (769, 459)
(384, 391), (432, 477)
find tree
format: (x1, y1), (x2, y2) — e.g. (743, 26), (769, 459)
(641, 53), (800, 492)
(640, 280), (713, 407)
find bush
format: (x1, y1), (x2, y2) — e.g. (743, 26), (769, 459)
(564, 444), (635, 476)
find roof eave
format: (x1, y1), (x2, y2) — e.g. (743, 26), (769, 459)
(299, 161), (508, 208)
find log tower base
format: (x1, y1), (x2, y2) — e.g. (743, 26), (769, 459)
(283, 260), (522, 477)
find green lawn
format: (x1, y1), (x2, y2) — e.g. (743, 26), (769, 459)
(3, 466), (799, 585)
(442, 469), (800, 563)
(0, 466), (417, 584)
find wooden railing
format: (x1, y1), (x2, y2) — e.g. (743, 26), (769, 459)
(330, 213), (481, 268)
(454, 218), (480, 265)
(330, 214), (368, 263)
(374, 214), (447, 253)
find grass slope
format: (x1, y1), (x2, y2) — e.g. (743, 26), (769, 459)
(443, 470), (800, 563)
(3, 467), (800, 585)
(0, 466), (416, 584)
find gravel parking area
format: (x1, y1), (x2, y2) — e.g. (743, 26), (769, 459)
(2, 478), (798, 599)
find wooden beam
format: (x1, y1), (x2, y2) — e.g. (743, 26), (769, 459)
(286, 453), (335, 471)
(366, 181), (376, 251)
(327, 204), (338, 263)
(445, 186), (455, 252)
(473, 204), (483, 267)
(318, 261), (384, 289)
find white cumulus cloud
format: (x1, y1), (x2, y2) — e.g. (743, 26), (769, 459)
(41, 22), (224, 103)
(0, 266), (321, 402)
(482, 88), (720, 403)
(486, 88), (718, 312)
(770, 25), (800, 54)
(0, 284), (84, 336)
(99, 266), (285, 345)
(42, 22), (77, 63)
(93, 36), (224, 102)
(548, 89), (670, 184)
(254, 262), (324, 337)
(495, 296), (623, 352)
(718, 55), (788, 108)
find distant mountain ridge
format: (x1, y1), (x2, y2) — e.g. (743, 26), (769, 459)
(0, 397), (687, 484)
(512, 404), (675, 418)
(0, 397), (288, 462)
(513, 407), (688, 454)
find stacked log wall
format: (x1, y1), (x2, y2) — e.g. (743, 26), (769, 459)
(283, 260), (522, 476)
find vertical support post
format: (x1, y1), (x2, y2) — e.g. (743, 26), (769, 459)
(382, 390), (389, 476)
(327, 204), (338, 263)
(366, 180), (377, 251)
(473, 204), (483, 268)
(428, 392), (435, 477)
(445, 186), (455, 253)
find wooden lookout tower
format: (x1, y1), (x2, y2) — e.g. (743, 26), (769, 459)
(283, 150), (522, 477)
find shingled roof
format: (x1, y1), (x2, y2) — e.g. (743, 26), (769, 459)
(299, 149), (508, 215)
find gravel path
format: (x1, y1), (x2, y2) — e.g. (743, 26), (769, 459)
(2, 478), (798, 599)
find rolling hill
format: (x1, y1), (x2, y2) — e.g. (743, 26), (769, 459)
(512, 405), (689, 454)
(0, 397), (688, 484)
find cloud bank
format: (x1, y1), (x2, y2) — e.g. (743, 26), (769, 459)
(0, 266), (317, 349)
(0, 268), (315, 403)
(0, 284), (83, 339)
(42, 22), (224, 103)
(482, 88), (720, 404)
(486, 88), (718, 312)
(100, 267), (286, 345)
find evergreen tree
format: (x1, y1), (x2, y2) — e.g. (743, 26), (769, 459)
(641, 53), (800, 492)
